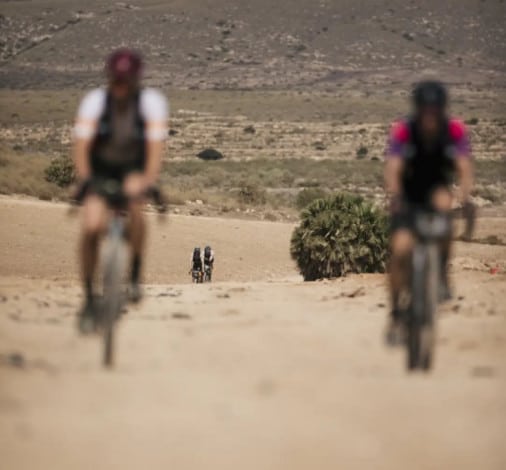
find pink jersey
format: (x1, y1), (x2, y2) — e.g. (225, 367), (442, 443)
(386, 118), (471, 158)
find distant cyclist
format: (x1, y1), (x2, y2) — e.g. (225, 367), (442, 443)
(384, 80), (474, 341)
(190, 247), (203, 280)
(203, 245), (215, 281)
(73, 48), (169, 331)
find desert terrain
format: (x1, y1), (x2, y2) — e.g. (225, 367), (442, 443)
(1, 0), (506, 469)
(1, 197), (506, 470)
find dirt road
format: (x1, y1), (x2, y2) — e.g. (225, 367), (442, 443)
(1, 198), (505, 470)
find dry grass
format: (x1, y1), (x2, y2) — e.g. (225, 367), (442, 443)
(0, 148), (65, 200)
(1, 145), (504, 214)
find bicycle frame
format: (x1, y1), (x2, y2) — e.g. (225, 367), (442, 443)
(406, 210), (451, 371)
(101, 210), (129, 367)
(71, 178), (167, 368)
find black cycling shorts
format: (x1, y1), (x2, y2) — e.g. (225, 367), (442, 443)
(91, 154), (145, 182)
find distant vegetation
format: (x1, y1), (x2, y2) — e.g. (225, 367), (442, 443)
(465, 117), (479, 126)
(0, 145), (504, 218)
(295, 187), (328, 210)
(44, 155), (74, 187)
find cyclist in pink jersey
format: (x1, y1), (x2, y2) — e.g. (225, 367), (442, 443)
(384, 80), (474, 343)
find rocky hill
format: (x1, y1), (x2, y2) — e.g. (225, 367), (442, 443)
(1, 0), (505, 90)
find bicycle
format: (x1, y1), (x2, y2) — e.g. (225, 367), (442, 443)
(203, 264), (212, 282)
(73, 179), (167, 367)
(403, 210), (451, 371)
(191, 269), (203, 284)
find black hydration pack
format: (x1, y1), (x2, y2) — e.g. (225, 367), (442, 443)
(402, 117), (456, 203)
(90, 90), (146, 173)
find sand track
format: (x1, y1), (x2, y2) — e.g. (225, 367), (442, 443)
(1, 197), (505, 470)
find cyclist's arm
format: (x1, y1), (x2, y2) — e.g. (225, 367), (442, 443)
(384, 158), (404, 199)
(452, 121), (474, 203)
(73, 89), (104, 180)
(141, 89), (169, 187)
(456, 158), (473, 203)
(384, 122), (407, 200)
(73, 138), (93, 181)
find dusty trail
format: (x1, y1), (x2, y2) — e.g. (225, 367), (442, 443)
(1, 198), (505, 470)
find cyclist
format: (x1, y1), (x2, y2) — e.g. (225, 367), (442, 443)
(73, 48), (169, 332)
(203, 245), (215, 276)
(190, 247), (203, 280)
(384, 80), (474, 342)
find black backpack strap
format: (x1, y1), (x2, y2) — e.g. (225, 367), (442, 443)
(442, 118), (451, 145)
(134, 88), (145, 138)
(103, 90), (113, 122)
(407, 116), (417, 145)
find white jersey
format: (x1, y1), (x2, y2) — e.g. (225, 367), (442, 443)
(74, 87), (169, 141)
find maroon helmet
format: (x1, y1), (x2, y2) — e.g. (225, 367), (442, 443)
(105, 48), (143, 82)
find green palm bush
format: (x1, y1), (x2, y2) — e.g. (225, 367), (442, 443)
(290, 193), (388, 281)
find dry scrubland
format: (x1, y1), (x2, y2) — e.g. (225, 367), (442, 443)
(0, 89), (505, 222)
(0, 0), (505, 219)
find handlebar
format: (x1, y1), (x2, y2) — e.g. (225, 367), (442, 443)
(145, 186), (168, 214)
(70, 179), (168, 215)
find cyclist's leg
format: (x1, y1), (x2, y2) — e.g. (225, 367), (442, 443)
(390, 227), (415, 314)
(431, 186), (453, 300)
(386, 223), (414, 344)
(124, 172), (146, 300)
(80, 194), (108, 319)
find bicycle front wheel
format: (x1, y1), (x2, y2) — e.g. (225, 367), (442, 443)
(408, 244), (438, 371)
(101, 234), (127, 368)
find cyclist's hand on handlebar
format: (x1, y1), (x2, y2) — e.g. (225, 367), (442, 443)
(146, 186), (168, 214)
(70, 178), (91, 204)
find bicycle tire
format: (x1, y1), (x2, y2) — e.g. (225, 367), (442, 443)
(407, 322), (421, 370)
(420, 245), (438, 370)
(407, 244), (438, 371)
(407, 245), (427, 370)
(101, 231), (127, 368)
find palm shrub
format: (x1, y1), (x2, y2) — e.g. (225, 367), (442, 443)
(290, 193), (388, 281)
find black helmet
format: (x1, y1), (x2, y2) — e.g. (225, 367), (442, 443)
(412, 80), (448, 110)
(205, 245), (211, 252)
(194, 247), (200, 253)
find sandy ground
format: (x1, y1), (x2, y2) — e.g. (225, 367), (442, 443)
(1, 197), (506, 470)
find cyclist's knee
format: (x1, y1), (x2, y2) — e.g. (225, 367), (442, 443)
(391, 229), (414, 258)
(431, 187), (452, 212)
(128, 201), (145, 225)
(82, 196), (107, 236)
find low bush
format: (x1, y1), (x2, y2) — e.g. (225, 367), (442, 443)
(295, 187), (328, 210)
(356, 145), (369, 159)
(237, 182), (266, 205)
(45, 155), (74, 187)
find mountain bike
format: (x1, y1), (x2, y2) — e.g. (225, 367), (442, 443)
(73, 179), (167, 367)
(203, 264), (212, 282)
(191, 269), (203, 283)
(404, 210), (451, 371)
